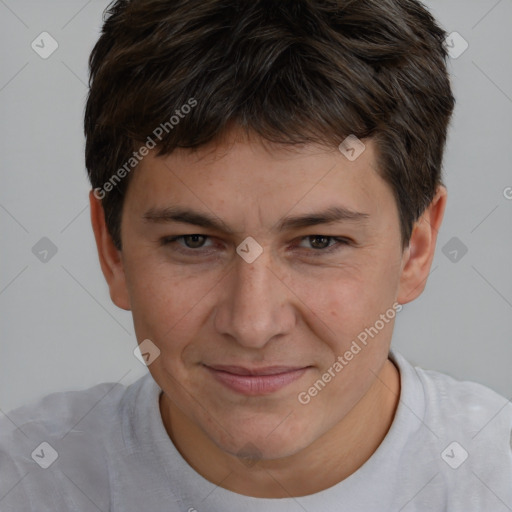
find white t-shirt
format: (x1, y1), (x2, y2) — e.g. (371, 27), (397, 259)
(1, 349), (511, 511)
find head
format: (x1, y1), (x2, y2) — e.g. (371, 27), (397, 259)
(85, 0), (454, 460)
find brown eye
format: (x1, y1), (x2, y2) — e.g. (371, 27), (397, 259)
(308, 236), (332, 249)
(181, 234), (208, 248)
(295, 236), (350, 255)
(160, 234), (214, 252)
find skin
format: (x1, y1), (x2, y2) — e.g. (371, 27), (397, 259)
(90, 126), (446, 498)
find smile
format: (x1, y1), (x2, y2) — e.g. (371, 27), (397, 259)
(204, 365), (310, 396)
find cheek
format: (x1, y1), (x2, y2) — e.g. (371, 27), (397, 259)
(124, 257), (219, 345)
(291, 262), (399, 358)
(290, 266), (373, 328)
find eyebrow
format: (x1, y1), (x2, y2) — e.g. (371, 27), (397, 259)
(142, 205), (370, 234)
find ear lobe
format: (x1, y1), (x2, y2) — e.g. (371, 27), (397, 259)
(89, 190), (131, 311)
(397, 186), (447, 304)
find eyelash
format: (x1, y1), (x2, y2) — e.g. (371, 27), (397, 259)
(160, 235), (351, 256)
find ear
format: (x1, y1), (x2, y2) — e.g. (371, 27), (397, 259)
(89, 190), (131, 311)
(397, 185), (447, 304)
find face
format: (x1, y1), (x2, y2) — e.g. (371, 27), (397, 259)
(99, 129), (426, 460)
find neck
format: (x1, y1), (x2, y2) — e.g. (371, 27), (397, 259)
(159, 357), (400, 498)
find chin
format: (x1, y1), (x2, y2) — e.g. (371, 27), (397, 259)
(210, 416), (317, 461)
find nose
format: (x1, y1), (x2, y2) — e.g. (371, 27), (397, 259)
(214, 249), (296, 349)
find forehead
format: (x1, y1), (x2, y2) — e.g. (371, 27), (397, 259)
(135, 128), (377, 183)
(125, 128), (396, 232)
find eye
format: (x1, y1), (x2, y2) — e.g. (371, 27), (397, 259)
(161, 234), (214, 251)
(296, 235), (350, 254)
(160, 234), (351, 257)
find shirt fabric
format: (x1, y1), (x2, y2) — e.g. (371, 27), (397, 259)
(1, 349), (511, 511)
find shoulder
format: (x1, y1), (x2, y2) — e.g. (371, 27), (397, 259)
(2, 380), (127, 436)
(412, 361), (512, 437)
(393, 351), (512, 506)
(0, 376), (147, 511)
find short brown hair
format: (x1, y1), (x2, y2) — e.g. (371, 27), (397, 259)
(84, 0), (455, 250)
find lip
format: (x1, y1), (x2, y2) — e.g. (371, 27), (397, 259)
(204, 364), (310, 395)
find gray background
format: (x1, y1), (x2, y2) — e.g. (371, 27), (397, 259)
(1, 0), (511, 412)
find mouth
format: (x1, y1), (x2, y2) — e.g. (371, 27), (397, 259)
(203, 364), (311, 396)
